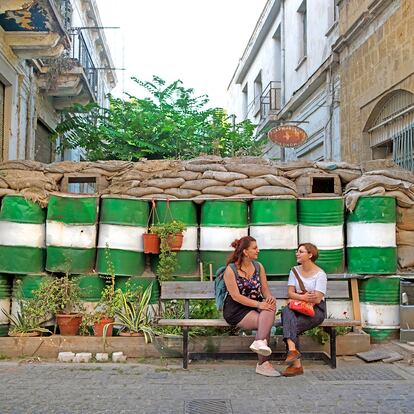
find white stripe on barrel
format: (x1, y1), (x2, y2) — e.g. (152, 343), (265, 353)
(46, 221), (97, 249)
(298, 225), (343, 250)
(181, 227), (198, 251)
(200, 227), (248, 251)
(346, 223), (396, 247)
(0, 222), (45, 247)
(250, 225), (297, 250)
(97, 224), (147, 252)
(360, 303), (400, 328)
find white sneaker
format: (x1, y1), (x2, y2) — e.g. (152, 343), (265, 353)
(256, 361), (281, 377)
(249, 339), (272, 356)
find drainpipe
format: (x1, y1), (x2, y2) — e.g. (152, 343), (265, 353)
(280, 0), (286, 161)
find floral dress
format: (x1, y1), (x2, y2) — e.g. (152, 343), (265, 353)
(223, 261), (264, 326)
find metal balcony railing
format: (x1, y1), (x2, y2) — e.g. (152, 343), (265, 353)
(260, 81), (282, 121)
(69, 31), (98, 100)
(53, 0), (72, 29)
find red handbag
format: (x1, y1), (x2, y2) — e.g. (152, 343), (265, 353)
(288, 267), (315, 317)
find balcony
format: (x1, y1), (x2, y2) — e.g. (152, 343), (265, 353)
(37, 31), (98, 110)
(257, 81), (282, 132)
(0, 0), (69, 58)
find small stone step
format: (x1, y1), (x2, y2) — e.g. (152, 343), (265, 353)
(57, 352), (75, 363)
(73, 352), (92, 363)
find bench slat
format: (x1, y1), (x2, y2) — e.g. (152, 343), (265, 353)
(157, 318), (361, 328)
(160, 281), (350, 300)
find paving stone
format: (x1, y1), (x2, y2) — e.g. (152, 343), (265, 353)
(72, 352), (92, 363)
(57, 352), (75, 363)
(112, 351), (126, 362)
(95, 352), (109, 362)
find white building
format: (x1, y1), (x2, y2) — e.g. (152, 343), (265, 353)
(0, 0), (117, 163)
(227, 0), (340, 161)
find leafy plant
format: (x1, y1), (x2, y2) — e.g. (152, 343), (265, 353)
(103, 283), (155, 343)
(150, 220), (187, 281)
(52, 76), (260, 160)
(32, 274), (83, 315)
(305, 312), (352, 344)
(1, 301), (51, 336)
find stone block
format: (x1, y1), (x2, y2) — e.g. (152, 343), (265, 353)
(73, 352), (92, 363)
(57, 351), (75, 362)
(112, 351), (126, 362)
(95, 352), (109, 362)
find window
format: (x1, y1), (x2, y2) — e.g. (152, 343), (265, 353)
(327, 0), (339, 33)
(254, 72), (262, 116)
(273, 25), (282, 81)
(242, 83), (248, 119)
(34, 120), (54, 163)
(297, 0), (307, 62)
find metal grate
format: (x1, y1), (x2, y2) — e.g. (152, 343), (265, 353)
(184, 400), (232, 414)
(312, 366), (406, 381)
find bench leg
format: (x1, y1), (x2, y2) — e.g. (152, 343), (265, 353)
(329, 327), (337, 369)
(183, 327), (189, 369)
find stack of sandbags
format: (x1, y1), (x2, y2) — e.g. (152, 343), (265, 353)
(397, 205), (414, 269)
(0, 160), (57, 207)
(344, 166), (414, 211)
(102, 156), (298, 200)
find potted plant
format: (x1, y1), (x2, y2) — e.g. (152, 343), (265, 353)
(1, 299), (51, 337)
(33, 274), (84, 335)
(149, 220), (187, 281)
(103, 282), (155, 343)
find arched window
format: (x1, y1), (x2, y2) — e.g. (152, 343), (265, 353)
(365, 90), (414, 170)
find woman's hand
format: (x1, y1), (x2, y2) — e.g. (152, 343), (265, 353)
(303, 292), (319, 303)
(265, 296), (276, 306)
(258, 301), (275, 311)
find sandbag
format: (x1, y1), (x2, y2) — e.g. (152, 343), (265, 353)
(202, 186), (250, 196)
(0, 160), (45, 171)
(260, 175), (297, 191)
(397, 206), (414, 231)
(103, 180), (141, 194)
(185, 163), (227, 173)
(229, 178), (268, 190)
(20, 188), (49, 208)
(274, 160), (314, 171)
(365, 169), (414, 185)
(284, 168), (327, 179)
(141, 178), (185, 189)
(397, 229), (414, 246)
(181, 179), (223, 191)
(125, 187), (164, 196)
(345, 188), (386, 211)
(164, 188), (202, 199)
(334, 169), (362, 184)
(397, 245), (414, 268)
(225, 163), (278, 177)
(186, 155), (223, 165)
(315, 161), (361, 171)
(202, 171), (248, 182)
(361, 159), (396, 172)
(1, 170), (58, 191)
(252, 186), (297, 197)
(141, 193), (177, 199)
(166, 170), (201, 180)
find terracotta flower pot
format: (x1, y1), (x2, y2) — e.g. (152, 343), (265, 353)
(93, 317), (114, 337)
(56, 313), (82, 336)
(143, 233), (160, 254)
(167, 233), (184, 251)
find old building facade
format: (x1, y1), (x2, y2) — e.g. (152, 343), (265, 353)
(0, 0), (116, 163)
(227, 0), (413, 168)
(335, 0), (414, 169)
(227, 0), (340, 161)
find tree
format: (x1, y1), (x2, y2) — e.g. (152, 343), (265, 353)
(53, 76), (261, 160)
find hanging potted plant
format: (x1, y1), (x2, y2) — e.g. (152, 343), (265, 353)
(33, 274), (84, 335)
(143, 200), (161, 254)
(150, 220), (187, 281)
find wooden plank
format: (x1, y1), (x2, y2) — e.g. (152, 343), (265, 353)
(350, 278), (362, 329)
(157, 318), (361, 328)
(160, 282), (214, 299)
(161, 280), (350, 300)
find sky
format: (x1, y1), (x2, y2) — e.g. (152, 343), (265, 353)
(97, 0), (268, 108)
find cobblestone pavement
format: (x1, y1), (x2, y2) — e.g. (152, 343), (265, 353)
(0, 357), (413, 414)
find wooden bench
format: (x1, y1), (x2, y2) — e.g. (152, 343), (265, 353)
(157, 276), (362, 369)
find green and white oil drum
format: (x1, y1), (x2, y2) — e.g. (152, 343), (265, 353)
(359, 277), (400, 342)
(96, 196), (148, 276)
(250, 199), (297, 276)
(72, 274), (106, 314)
(347, 196), (397, 274)
(0, 195), (46, 273)
(11, 274), (54, 326)
(151, 200), (198, 280)
(200, 200), (248, 275)
(0, 274), (11, 335)
(46, 194), (99, 274)
(298, 198), (344, 274)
